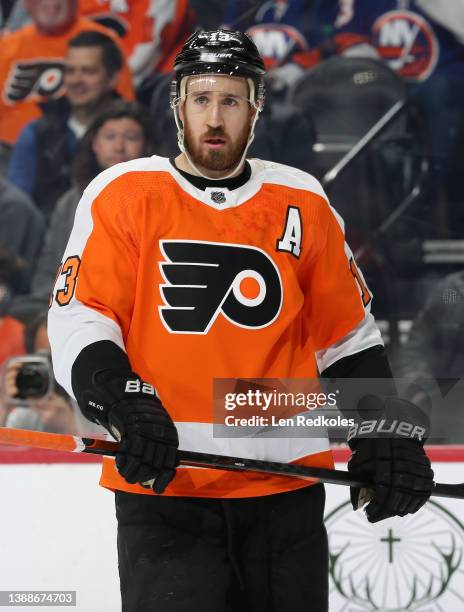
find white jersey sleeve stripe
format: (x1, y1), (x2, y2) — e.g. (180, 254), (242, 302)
(48, 303), (126, 398)
(48, 171), (128, 398)
(316, 312), (384, 373)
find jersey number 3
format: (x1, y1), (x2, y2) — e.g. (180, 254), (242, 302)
(49, 255), (81, 308)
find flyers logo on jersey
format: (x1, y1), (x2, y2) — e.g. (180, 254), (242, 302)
(4, 60), (65, 103)
(159, 240), (283, 334)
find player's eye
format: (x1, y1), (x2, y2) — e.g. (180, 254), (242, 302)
(194, 95), (208, 105)
(223, 97), (238, 107)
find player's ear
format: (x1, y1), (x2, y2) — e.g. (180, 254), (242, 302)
(179, 101), (185, 124)
(249, 105), (257, 125)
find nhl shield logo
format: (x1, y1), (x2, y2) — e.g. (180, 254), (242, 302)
(211, 191), (226, 204)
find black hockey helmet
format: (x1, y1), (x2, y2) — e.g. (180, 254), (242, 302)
(170, 29), (266, 108)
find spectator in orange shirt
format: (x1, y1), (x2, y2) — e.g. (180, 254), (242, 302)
(7, 30), (125, 219)
(0, 0), (134, 173)
(79, 0), (196, 86)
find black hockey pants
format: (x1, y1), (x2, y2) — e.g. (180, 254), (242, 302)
(116, 483), (328, 612)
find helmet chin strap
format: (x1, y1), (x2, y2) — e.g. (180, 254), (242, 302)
(172, 78), (262, 181)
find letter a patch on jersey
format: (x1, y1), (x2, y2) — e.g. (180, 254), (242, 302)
(159, 240), (283, 334)
(276, 206), (302, 258)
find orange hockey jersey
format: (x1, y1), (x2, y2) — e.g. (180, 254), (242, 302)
(79, 0), (195, 83)
(48, 156), (382, 498)
(0, 17), (134, 145)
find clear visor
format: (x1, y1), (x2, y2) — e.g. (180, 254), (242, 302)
(174, 74), (258, 109)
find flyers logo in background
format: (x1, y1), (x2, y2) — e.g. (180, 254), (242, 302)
(4, 60), (65, 103)
(159, 241), (283, 334)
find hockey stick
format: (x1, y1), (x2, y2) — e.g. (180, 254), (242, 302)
(0, 427), (462, 499)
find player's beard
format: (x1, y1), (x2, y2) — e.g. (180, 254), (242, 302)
(183, 119), (251, 173)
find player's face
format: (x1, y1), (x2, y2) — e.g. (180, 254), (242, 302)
(64, 46), (117, 109)
(180, 75), (254, 175)
(24, 0), (77, 34)
(92, 117), (146, 169)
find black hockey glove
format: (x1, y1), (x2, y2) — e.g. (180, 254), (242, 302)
(81, 370), (179, 494)
(347, 395), (434, 523)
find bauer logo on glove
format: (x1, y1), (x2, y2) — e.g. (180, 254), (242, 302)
(347, 418), (426, 442)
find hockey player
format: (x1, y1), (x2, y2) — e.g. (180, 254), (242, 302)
(48, 29), (434, 612)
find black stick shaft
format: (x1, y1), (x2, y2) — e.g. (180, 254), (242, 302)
(81, 440), (464, 499)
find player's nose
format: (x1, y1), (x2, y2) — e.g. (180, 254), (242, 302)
(206, 101), (224, 128)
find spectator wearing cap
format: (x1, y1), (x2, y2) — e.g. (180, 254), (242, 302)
(7, 30), (126, 219)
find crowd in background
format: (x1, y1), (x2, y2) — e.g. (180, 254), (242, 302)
(1, 0), (464, 442)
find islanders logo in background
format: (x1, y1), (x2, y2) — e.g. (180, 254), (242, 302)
(372, 10), (438, 82)
(326, 500), (464, 611)
(246, 24), (308, 69)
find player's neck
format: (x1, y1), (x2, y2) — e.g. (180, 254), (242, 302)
(174, 153), (246, 180)
(170, 157), (251, 190)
